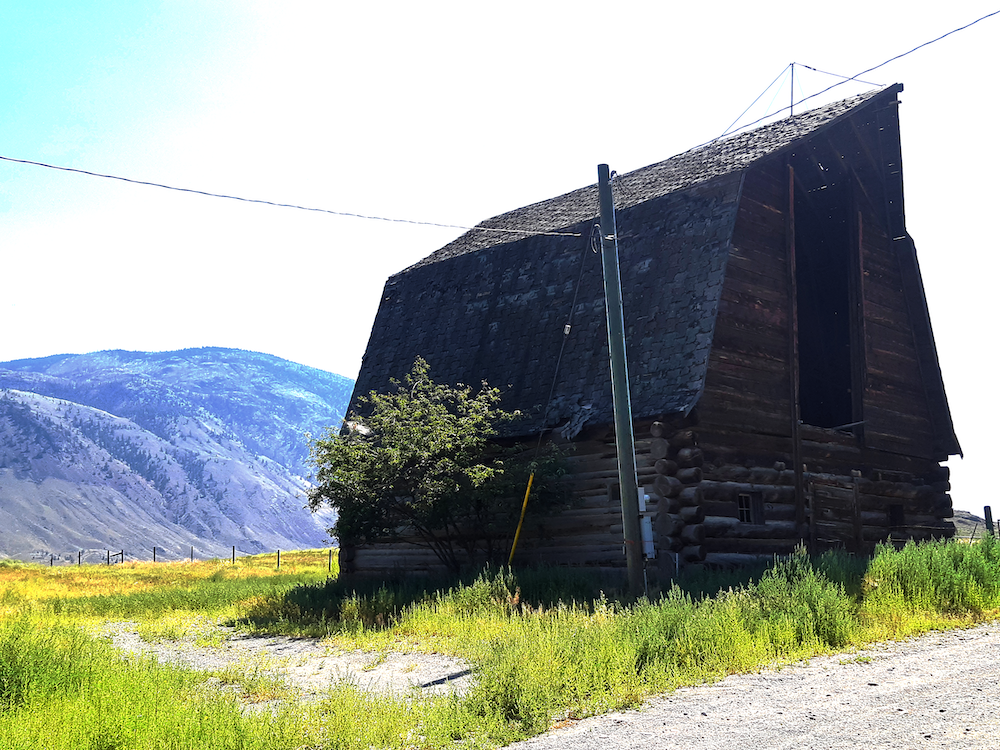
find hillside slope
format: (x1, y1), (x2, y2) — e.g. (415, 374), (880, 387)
(0, 348), (352, 560)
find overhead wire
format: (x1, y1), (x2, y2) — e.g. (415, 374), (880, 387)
(794, 63), (881, 87)
(715, 8), (1000, 142)
(3, 11), (997, 244)
(0, 154), (582, 239)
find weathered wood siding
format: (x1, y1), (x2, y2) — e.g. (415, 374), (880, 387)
(691, 151), (951, 560)
(859, 199), (937, 459)
(699, 159), (792, 447)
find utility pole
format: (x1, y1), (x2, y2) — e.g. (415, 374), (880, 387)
(597, 164), (644, 597)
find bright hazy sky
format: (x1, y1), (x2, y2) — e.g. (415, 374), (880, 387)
(1, 2), (998, 515)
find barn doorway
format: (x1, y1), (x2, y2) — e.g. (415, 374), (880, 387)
(794, 182), (857, 430)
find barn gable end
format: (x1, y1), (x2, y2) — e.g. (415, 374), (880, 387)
(344, 84), (959, 578)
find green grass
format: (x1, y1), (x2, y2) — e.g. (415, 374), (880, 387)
(1, 538), (999, 748)
(0, 615), (311, 750)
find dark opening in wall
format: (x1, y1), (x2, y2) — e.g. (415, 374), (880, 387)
(887, 504), (905, 529)
(738, 492), (765, 525)
(795, 182), (855, 429)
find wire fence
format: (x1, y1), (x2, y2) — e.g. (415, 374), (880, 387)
(31, 545), (337, 572)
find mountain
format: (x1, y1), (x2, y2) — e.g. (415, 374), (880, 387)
(951, 509), (996, 540)
(0, 348), (353, 561)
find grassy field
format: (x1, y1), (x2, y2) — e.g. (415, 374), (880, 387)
(1, 539), (999, 749)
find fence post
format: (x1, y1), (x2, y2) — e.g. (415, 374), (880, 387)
(328, 548), (332, 573)
(78, 551), (81, 566)
(153, 547), (156, 563)
(50, 555), (53, 567)
(985, 506), (995, 537)
(190, 546), (194, 563)
(107, 550), (110, 566)
(120, 549), (124, 564)
(277, 549), (280, 570)
(232, 546), (235, 565)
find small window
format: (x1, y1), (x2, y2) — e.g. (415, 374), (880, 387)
(888, 504), (904, 528)
(738, 492), (765, 525)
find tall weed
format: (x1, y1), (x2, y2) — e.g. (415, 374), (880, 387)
(863, 535), (1000, 618)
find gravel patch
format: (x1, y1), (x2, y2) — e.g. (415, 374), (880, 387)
(509, 622), (1000, 750)
(101, 622), (473, 699)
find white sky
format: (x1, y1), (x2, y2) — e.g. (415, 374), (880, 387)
(1, 2), (998, 516)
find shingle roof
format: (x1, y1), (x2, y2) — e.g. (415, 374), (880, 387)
(406, 86), (892, 270)
(353, 86), (911, 438)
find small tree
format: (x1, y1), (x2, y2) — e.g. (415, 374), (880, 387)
(308, 358), (563, 573)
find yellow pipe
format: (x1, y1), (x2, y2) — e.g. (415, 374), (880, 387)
(507, 472), (535, 565)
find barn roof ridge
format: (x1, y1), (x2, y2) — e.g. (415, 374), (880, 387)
(403, 85), (900, 272)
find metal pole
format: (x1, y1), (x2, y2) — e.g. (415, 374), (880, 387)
(153, 547), (156, 563)
(232, 546), (236, 565)
(790, 62), (794, 117)
(597, 163), (644, 597)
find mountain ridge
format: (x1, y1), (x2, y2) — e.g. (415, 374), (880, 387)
(0, 347), (352, 560)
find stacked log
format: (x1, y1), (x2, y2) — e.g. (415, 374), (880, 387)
(648, 421), (706, 563)
(696, 451), (955, 559)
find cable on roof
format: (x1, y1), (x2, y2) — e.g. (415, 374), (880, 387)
(764, 70), (791, 122)
(720, 64), (792, 138)
(717, 8), (1000, 141)
(794, 64), (881, 87)
(0, 154), (582, 239)
(611, 169), (636, 206)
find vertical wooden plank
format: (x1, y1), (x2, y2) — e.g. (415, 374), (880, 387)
(787, 163), (805, 537)
(849, 204), (868, 442)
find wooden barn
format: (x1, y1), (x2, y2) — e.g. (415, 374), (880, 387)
(341, 84), (960, 579)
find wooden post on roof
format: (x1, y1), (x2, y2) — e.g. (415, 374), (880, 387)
(597, 163), (644, 598)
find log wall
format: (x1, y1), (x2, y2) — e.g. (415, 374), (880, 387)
(345, 416), (699, 581)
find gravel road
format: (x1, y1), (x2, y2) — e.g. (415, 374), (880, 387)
(102, 620), (1000, 748)
(509, 623), (1000, 750)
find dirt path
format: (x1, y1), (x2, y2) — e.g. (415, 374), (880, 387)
(509, 622), (1000, 750)
(102, 622), (473, 698)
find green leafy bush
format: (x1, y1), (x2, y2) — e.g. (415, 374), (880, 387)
(309, 358), (566, 573)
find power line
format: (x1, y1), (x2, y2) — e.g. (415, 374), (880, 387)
(4, 9), (996, 238)
(794, 63), (881, 87)
(717, 8), (1000, 140)
(0, 154), (582, 239)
